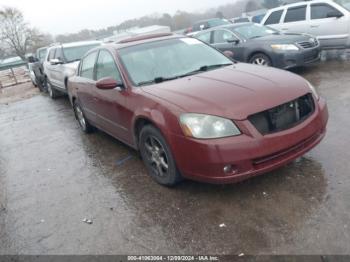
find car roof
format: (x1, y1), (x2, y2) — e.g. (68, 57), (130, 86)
(105, 33), (183, 50)
(194, 18), (226, 24)
(194, 22), (254, 34)
(49, 40), (102, 49)
(270, 0), (334, 11)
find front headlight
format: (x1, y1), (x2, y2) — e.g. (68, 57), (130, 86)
(271, 44), (299, 51)
(179, 113), (241, 139)
(307, 81), (319, 100)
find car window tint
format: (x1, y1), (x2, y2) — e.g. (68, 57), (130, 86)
(311, 4), (342, 19)
(265, 10), (283, 25)
(48, 49), (56, 61)
(213, 30), (236, 44)
(196, 32), (211, 43)
(284, 6), (307, 23)
(80, 51), (98, 80)
(96, 50), (122, 81)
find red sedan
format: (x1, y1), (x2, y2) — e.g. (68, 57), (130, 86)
(68, 33), (328, 186)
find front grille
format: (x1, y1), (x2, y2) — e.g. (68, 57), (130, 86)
(248, 94), (315, 135)
(298, 39), (318, 49)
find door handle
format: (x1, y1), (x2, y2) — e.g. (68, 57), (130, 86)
(311, 25), (319, 28)
(281, 28), (289, 30)
(93, 97), (99, 101)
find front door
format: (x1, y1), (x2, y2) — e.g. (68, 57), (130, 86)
(94, 49), (132, 144)
(309, 3), (349, 47)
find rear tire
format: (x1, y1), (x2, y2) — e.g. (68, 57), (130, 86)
(139, 125), (182, 186)
(73, 100), (94, 133)
(249, 53), (272, 67)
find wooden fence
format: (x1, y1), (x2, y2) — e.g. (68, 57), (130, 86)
(0, 66), (30, 89)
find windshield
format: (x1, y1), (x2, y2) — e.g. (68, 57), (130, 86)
(63, 44), (100, 63)
(118, 38), (233, 86)
(334, 0), (350, 11)
(233, 24), (279, 39)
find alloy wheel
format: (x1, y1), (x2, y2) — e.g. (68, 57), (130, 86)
(252, 57), (269, 66)
(75, 104), (86, 130)
(143, 136), (169, 178)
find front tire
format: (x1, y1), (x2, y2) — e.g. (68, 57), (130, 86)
(249, 53), (272, 67)
(73, 101), (94, 133)
(47, 80), (60, 99)
(139, 125), (182, 186)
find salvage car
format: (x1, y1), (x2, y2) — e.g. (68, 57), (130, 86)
(43, 41), (101, 99)
(194, 23), (321, 69)
(68, 33), (328, 186)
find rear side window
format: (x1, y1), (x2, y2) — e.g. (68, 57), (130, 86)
(80, 51), (98, 80)
(196, 32), (211, 44)
(95, 50), (122, 81)
(311, 4), (343, 19)
(284, 6), (307, 23)
(265, 10), (283, 25)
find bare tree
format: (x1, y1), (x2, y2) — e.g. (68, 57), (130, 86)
(0, 7), (35, 60)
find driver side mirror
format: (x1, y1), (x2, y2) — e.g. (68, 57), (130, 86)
(223, 50), (234, 58)
(50, 58), (63, 65)
(96, 77), (124, 90)
(327, 11), (343, 18)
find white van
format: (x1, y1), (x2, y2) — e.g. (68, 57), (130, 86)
(260, 0), (350, 49)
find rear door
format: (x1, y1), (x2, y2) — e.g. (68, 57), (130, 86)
(75, 51), (99, 124)
(280, 5), (308, 34)
(309, 3), (349, 47)
(211, 29), (245, 61)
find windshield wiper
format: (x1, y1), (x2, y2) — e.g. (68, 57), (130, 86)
(138, 76), (179, 86)
(137, 63), (233, 86)
(179, 63), (233, 78)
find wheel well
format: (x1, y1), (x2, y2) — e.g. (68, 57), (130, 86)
(133, 118), (154, 149)
(248, 51), (269, 61)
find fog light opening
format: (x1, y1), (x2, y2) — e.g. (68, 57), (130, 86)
(223, 165), (236, 175)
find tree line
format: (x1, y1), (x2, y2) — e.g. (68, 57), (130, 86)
(0, 0), (281, 61)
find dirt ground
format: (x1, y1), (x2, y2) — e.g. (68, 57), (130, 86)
(0, 82), (39, 105)
(0, 60), (350, 255)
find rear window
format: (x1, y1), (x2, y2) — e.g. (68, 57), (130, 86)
(265, 10), (283, 25)
(284, 6), (307, 23)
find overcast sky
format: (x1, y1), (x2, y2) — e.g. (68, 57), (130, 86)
(1, 0), (232, 35)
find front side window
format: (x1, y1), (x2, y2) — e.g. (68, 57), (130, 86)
(96, 50), (122, 81)
(38, 49), (47, 62)
(63, 44), (100, 63)
(80, 52), (98, 80)
(48, 49), (56, 61)
(213, 30), (237, 44)
(195, 32), (211, 44)
(54, 48), (64, 61)
(311, 4), (343, 19)
(284, 6), (307, 23)
(265, 10), (283, 25)
(119, 38), (233, 86)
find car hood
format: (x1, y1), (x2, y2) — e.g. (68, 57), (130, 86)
(250, 33), (315, 44)
(141, 63), (310, 120)
(64, 61), (80, 77)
